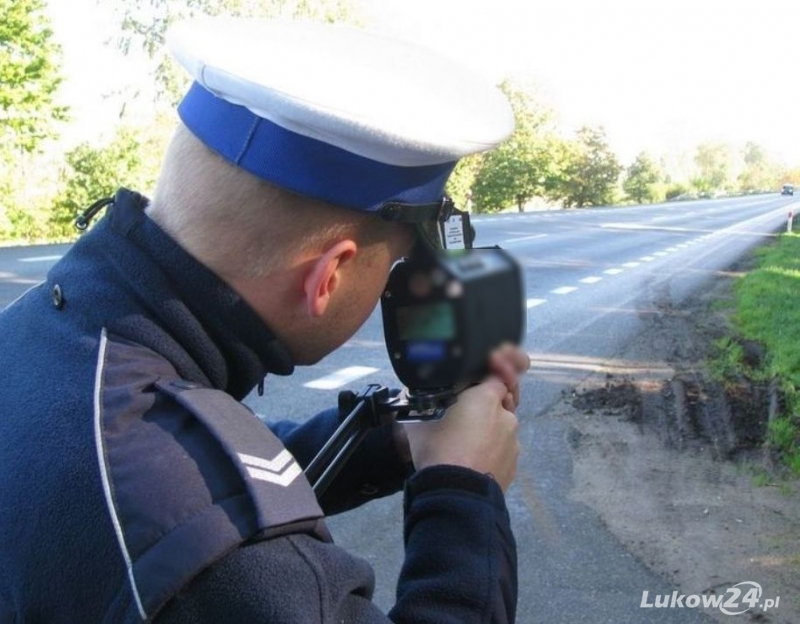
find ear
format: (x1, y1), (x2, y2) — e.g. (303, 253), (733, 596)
(303, 239), (357, 318)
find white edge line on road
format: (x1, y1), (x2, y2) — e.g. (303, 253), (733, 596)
(580, 276), (603, 284)
(526, 298), (547, 309)
(604, 268), (624, 275)
(622, 262), (640, 268)
(551, 286), (578, 295)
(304, 366), (379, 390)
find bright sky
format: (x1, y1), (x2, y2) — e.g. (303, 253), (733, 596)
(48, 0), (800, 166)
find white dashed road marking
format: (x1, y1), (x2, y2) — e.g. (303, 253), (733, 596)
(304, 366), (379, 390)
(504, 234), (548, 244)
(503, 233), (717, 317)
(509, 225), (780, 323)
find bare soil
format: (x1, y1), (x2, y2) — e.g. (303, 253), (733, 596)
(554, 261), (800, 623)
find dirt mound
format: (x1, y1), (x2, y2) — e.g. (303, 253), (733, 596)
(572, 371), (772, 460)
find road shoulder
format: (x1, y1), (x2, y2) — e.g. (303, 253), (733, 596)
(553, 263), (800, 623)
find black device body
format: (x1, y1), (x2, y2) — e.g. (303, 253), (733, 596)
(381, 247), (525, 399)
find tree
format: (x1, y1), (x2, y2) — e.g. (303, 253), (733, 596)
(0, 149), (63, 241)
(112, 0), (362, 104)
(471, 80), (563, 213)
(783, 165), (800, 186)
(558, 126), (622, 208)
(623, 152), (662, 204)
(50, 123), (167, 238)
(0, 0), (68, 239)
(692, 142), (733, 195)
(0, 0), (68, 154)
(738, 142), (782, 193)
(445, 154), (483, 212)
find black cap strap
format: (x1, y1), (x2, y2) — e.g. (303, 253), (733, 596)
(379, 197), (455, 224)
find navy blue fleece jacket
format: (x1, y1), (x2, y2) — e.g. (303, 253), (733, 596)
(0, 189), (517, 623)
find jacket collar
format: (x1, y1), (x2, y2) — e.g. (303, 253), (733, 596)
(105, 188), (295, 398)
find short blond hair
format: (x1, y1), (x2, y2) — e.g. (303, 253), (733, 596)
(148, 123), (405, 279)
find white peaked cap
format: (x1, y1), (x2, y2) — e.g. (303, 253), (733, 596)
(168, 18), (514, 211)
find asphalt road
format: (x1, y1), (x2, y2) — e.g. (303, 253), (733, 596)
(1, 194), (796, 622)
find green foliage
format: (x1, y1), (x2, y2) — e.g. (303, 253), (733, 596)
(734, 234), (800, 413)
(783, 166), (800, 188)
(112, 0), (362, 104)
(738, 141), (784, 193)
(788, 452), (800, 475)
(0, 148), (62, 242)
(0, 0), (68, 154)
(0, 188), (49, 242)
(768, 416), (800, 475)
(4, 203), (50, 240)
(471, 80), (567, 213)
(623, 152), (662, 204)
(445, 154), (483, 211)
(751, 469), (771, 487)
(708, 335), (769, 388)
(50, 125), (166, 238)
(732, 233), (800, 473)
(692, 142), (733, 194)
(738, 142), (768, 192)
(665, 183), (689, 200)
(0, 0), (69, 241)
(708, 337), (747, 385)
(0, 165), (17, 239)
(558, 126), (622, 208)
(769, 416), (799, 454)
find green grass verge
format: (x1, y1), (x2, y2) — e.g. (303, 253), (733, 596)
(734, 233), (800, 473)
(708, 337), (748, 386)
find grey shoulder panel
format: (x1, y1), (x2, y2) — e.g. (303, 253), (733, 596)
(155, 379), (325, 531)
(95, 334), (327, 623)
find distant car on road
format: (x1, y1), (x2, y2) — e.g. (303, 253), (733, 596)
(781, 184), (794, 196)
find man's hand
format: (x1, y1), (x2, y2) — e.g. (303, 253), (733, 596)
(402, 345), (530, 492)
(489, 343), (531, 412)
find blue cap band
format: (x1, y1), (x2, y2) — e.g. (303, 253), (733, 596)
(178, 82), (457, 212)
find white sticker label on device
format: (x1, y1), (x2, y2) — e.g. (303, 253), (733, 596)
(443, 216), (466, 249)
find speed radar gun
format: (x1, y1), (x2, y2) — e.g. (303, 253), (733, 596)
(306, 199), (526, 495)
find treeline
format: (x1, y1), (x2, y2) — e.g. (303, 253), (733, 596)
(0, 0), (360, 243)
(445, 81), (795, 214)
(1, 1), (797, 243)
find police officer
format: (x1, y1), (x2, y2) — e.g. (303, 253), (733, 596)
(0, 18), (529, 623)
